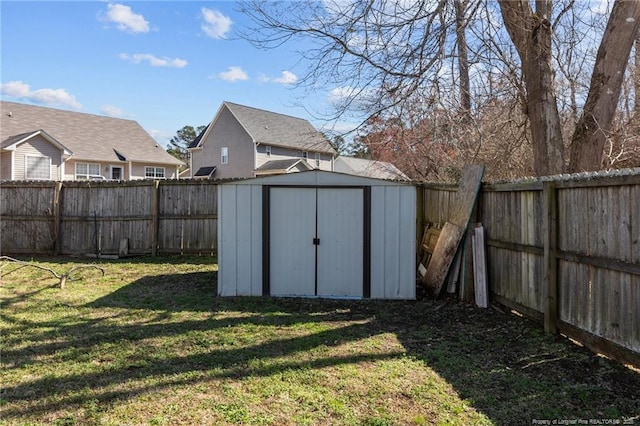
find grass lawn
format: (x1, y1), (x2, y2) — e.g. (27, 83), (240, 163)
(1, 256), (638, 425)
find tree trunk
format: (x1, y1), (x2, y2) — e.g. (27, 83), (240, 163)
(455, 0), (472, 123)
(568, 0), (640, 172)
(498, 0), (564, 176)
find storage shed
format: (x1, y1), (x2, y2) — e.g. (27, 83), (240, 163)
(218, 170), (416, 299)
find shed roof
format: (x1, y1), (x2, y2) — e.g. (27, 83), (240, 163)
(0, 101), (183, 165)
(223, 169), (415, 187)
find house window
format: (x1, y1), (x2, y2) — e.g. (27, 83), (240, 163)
(266, 146), (271, 157)
(315, 152), (321, 168)
(221, 147), (229, 164)
(145, 166), (165, 178)
(26, 155), (51, 180)
(302, 151), (308, 160)
(75, 162), (101, 180)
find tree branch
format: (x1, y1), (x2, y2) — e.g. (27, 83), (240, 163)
(0, 256), (105, 289)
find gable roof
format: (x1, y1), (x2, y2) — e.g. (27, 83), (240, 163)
(0, 101), (183, 166)
(334, 156), (410, 181)
(255, 158), (314, 174)
(1, 129), (73, 155)
(188, 123), (209, 149)
(191, 101), (336, 155)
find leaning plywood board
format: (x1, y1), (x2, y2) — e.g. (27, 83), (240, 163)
(422, 221), (465, 296)
(422, 164), (485, 297)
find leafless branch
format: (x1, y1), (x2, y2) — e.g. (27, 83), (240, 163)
(0, 256), (105, 289)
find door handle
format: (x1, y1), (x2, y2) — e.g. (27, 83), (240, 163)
(313, 238), (320, 245)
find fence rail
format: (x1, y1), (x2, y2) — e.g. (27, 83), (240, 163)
(0, 180), (217, 256)
(2, 170), (639, 366)
(419, 170), (640, 367)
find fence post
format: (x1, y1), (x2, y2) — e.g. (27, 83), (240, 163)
(151, 180), (160, 256)
(543, 181), (558, 334)
(53, 181), (63, 254)
(416, 184), (424, 250)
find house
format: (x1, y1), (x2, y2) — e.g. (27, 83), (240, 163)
(0, 101), (183, 181)
(188, 101), (337, 179)
(334, 156), (411, 181)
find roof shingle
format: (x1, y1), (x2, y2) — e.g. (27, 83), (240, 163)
(194, 102), (336, 155)
(0, 101), (183, 166)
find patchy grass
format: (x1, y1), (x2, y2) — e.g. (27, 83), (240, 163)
(1, 255), (638, 425)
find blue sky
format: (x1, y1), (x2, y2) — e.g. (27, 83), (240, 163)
(0, 1), (349, 148)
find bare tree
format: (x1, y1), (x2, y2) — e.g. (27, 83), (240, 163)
(239, 0), (640, 178)
(568, 0), (640, 172)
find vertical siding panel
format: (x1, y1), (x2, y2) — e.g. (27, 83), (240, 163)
(370, 187), (385, 299)
(398, 187), (417, 299)
(219, 185), (238, 296)
(250, 185), (262, 296)
(235, 185), (252, 296)
(383, 186), (401, 299)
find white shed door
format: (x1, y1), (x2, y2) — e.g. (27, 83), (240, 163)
(317, 188), (363, 297)
(269, 187), (364, 297)
(269, 187), (317, 296)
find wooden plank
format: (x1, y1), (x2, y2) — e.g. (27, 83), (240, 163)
(557, 321), (640, 368)
(119, 238), (129, 256)
(53, 182), (62, 254)
(446, 246), (462, 294)
(151, 180), (160, 257)
(473, 225), (489, 308)
(422, 165), (484, 298)
(422, 221), (465, 297)
(543, 181), (559, 334)
(449, 164), (485, 227)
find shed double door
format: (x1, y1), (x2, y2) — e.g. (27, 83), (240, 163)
(269, 187), (364, 297)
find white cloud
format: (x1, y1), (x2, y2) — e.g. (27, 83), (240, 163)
(119, 53), (187, 68)
(218, 66), (249, 82)
(1, 80), (82, 109)
(201, 8), (232, 39)
(258, 71), (299, 85)
(101, 104), (127, 117)
(148, 129), (174, 147)
(273, 71), (298, 85)
(328, 86), (355, 103)
(104, 3), (150, 34)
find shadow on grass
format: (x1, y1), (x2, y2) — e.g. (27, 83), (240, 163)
(2, 265), (639, 424)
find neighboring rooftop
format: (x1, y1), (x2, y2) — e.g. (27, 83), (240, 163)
(334, 156), (410, 181)
(191, 101), (337, 155)
(0, 101), (183, 165)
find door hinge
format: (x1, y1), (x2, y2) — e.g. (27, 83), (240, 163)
(313, 238), (320, 245)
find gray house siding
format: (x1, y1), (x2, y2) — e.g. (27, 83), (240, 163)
(194, 107), (255, 179)
(13, 135), (62, 180)
(1, 151), (12, 180)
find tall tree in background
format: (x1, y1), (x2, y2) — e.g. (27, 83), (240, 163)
(167, 125), (206, 167)
(240, 0), (640, 179)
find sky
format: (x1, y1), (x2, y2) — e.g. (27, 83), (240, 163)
(0, 1), (350, 148)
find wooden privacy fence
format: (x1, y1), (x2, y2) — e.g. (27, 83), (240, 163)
(3, 170), (639, 365)
(419, 169), (640, 367)
(0, 180), (218, 256)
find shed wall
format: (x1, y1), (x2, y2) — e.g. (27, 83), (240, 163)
(217, 171), (416, 299)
